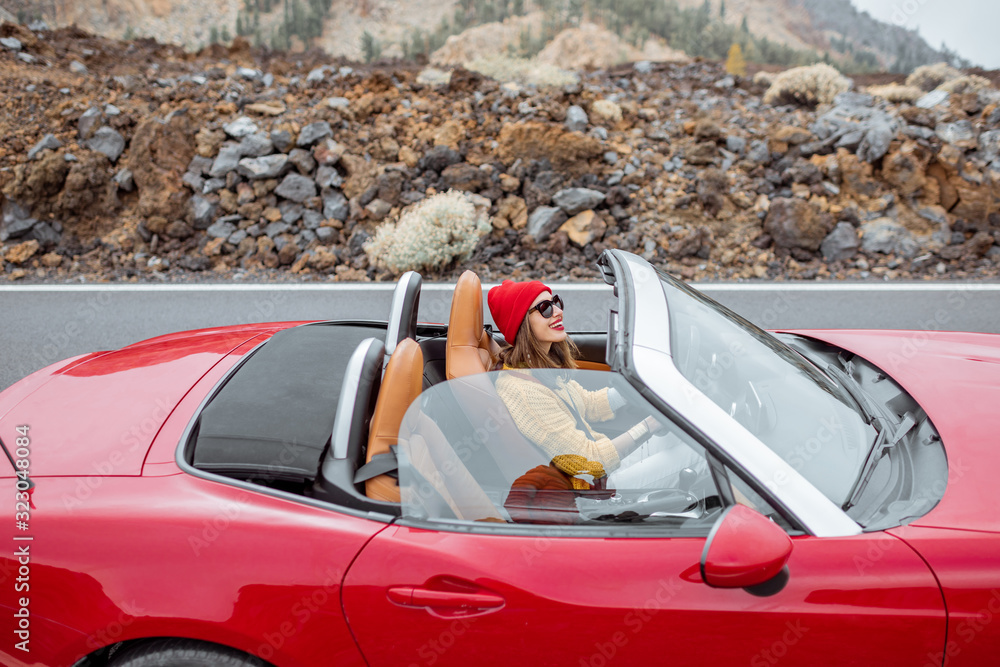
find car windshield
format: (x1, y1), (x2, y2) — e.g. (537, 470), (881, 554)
(658, 270), (875, 507)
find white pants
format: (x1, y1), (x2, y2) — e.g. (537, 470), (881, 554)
(607, 433), (706, 490)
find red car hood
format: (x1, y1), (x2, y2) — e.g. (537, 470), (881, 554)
(0, 324), (292, 477)
(790, 329), (1000, 533)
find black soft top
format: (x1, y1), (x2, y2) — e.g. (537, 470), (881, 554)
(191, 322), (384, 483)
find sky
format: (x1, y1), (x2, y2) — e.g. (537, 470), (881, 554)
(850, 0), (1000, 69)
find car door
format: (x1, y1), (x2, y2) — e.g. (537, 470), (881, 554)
(342, 522), (945, 666)
(339, 373), (943, 666)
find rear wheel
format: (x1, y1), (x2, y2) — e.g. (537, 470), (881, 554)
(110, 639), (266, 667)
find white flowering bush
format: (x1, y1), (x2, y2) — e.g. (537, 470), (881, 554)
(364, 190), (492, 273)
(763, 64), (851, 107)
(906, 62), (961, 91)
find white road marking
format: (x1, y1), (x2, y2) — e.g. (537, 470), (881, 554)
(1, 282), (999, 292)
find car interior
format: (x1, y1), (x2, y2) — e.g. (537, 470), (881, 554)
(184, 270), (621, 523)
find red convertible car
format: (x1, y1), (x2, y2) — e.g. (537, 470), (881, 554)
(1, 249), (998, 667)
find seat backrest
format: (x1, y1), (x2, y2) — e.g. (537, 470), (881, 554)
(384, 271), (421, 362)
(364, 338), (423, 502)
(446, 270), (500, 379)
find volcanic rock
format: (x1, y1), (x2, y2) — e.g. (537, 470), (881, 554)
(764, 198), (834, 252)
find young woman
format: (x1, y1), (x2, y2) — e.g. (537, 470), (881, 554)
(488, 279), (687, 488)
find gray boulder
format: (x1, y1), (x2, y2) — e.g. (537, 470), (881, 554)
(978, 130), (1000, 162)
(526, 206), (568, 242)
(553, 188), (606, 216)
(1, 199), (37, 241)
(237, 154), (289, 180)
(28, 134), (62, 160)
(238, 133), (274, 157)
(315, 165), (343, 189)
(113, 168), (134, 192)
(861, 218), (920, 258)
(322, 189), (349, 221)
(223, 117), (259, 139)
(565, 105), (588, 132)
(418, 146), (461, 173)
(189, 195), (218, 230)
(86, 127), (126, 162)
(27, 221), (61, 247)
(297, 121), (333, 147)
(211, 143), (246, 178)
(936, 121), (975, 145)
(206, 219), (237, 239)
(275, 173), (317, 202)
(78, 107), (102, 140)
(820, 223), (859, 262)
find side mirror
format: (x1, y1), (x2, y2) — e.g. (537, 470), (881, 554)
(700, 504), (792, 591)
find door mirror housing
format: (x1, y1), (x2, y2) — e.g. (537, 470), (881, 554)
(700, 504), (792, 589)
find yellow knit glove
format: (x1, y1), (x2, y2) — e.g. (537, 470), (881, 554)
(551, 454), (607, 490)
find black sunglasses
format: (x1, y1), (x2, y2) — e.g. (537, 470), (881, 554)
(528, 295), (563, 318)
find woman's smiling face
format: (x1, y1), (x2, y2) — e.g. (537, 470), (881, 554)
(527, 291), (566, 351)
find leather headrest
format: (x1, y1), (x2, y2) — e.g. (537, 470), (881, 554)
(447, 270), (491, 379)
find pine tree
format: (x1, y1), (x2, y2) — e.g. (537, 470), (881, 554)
(361, 30), (380, 63)
(720, 0), (726, 19)
(725, 42), (746, 76)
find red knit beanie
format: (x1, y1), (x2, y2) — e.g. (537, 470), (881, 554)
(487, 279), (551, 344)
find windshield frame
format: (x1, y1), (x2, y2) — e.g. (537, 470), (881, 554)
(599, 249), (861, 538)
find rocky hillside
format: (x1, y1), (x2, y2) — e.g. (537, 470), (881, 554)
(1, 22), (998, 284)
(6, 0), (963, 73)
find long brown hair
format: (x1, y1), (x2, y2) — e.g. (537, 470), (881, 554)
(498, 317), (579, 369)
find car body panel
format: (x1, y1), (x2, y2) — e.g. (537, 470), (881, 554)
(890, 524), (1000, 666)
(0, 327), (283, 479)
(0, 470), (380, 667)
(786, 329), (1000, 533)
(343, 524), (945, 666)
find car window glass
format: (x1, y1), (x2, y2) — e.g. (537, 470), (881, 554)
(658, 269), (875, 507)
(397, 369), (724, 532)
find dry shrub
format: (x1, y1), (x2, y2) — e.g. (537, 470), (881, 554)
(364, 190), (491, 273)
(763, 64), (851, 108)
(937, 74), (992, 95)
(866, 83), (923, 104)
(465, 55), (578, 88)
(752, 71), (775, 87)
(905, 62), (961, 92)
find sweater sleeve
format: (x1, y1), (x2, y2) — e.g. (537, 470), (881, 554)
(571, 382), (616, 423)
(497, 376), (621, 472)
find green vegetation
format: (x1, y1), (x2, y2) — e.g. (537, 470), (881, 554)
(232, 0), (331, 50)
(361, 30), (382, 63)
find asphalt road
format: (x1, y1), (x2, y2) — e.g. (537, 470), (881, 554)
(3, 281), (1000, 391)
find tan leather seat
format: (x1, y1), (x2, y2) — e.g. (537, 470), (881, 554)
(364, 338), (423, 502)
(446, 270), (500, 379)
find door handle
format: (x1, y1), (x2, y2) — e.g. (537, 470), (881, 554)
(388, 586), (505, 612)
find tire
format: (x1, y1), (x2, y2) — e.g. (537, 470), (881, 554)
(110, 639), (267, 667)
